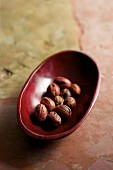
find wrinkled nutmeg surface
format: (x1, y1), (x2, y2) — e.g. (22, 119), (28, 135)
(54, 95), (64, 106)
(70, 83), (81, 95)
(64, 96), (76, 108)
(48, 111), (61, 127)
(41, 97), (55, 111)
(60, 88), (71, 99)
(47, 82), (60, 98)
(55, 104), (72, 118)
(35, 104), (48, 122)
(54, 76), (71, 89)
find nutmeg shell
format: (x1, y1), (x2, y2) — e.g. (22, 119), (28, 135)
(60, 88), (71, 99)
(41, 97), (55, 111)
(48, 111), (61, 127)
(54, 76), (71, 89)
(35, 104), (48, 122)
(64, 97), (76, 108)
(70, 83), (81, 96)
(55, 104), (72, 118)
(47, 82), (60, 98)
(54, 95), (64, 106)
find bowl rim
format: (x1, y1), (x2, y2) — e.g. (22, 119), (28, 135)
(17, 50), (101, 140)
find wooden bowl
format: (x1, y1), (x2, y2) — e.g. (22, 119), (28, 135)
(17, 50), (101, 140)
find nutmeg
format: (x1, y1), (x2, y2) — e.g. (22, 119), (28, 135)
(54, 95), (64, 106)
(70, 83), (81, 96)
(35, 104), (48, 122)
(60, 88), (71, 99)
(48, 111), (61, 127)
(54, 76), (71, 89)
(41, 97), (55, 111)
(55, 105), (72, 118)
(64, 97), (76, 108)
(47, 82), (60, 98)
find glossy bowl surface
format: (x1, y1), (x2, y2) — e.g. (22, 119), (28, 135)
(17, 50), (101, 140)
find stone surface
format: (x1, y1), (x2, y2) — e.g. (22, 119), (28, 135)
(72, 0), (113, 169)
(41, 160), (69, 170)
(0, 0), (80, 98)
(1, 0), (113, 169)
(73, 0), (113, 110)
(0, 97), (113, 169)
(89, 159), (113, 170)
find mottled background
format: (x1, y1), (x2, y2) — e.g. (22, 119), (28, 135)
(0, 0), (79, 98)
(0, 0), (113, 170)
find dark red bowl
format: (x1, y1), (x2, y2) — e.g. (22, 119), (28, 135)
(17, 50), (101, 140)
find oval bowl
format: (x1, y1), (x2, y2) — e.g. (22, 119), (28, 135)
(17, 50), (101, 140)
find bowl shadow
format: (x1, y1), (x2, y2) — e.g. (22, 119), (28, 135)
(0, 99), (62, 169)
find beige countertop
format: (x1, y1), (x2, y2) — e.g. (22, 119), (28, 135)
(0, 0), (79, 98)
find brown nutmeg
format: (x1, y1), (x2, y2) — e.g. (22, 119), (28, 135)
(64, 97), (76, 108)
(70, 83), (81, 96)
(54, 95), (64, 106)
(55, 105), (72, 118)
(41, 97), (55, 111)
(48, 111), (61, 127)
(60, 88), (71, 99)
(35, 104), (48, 122)
(47, 82), (60, 98)
(54, 76), (71, 89)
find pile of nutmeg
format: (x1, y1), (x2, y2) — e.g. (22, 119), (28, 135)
(33, 76), (81, 130)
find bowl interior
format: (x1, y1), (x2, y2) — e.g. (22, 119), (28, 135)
(18, 50), (100, 140)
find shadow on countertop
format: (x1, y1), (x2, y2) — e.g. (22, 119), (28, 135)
(0, 99), (63, 169)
